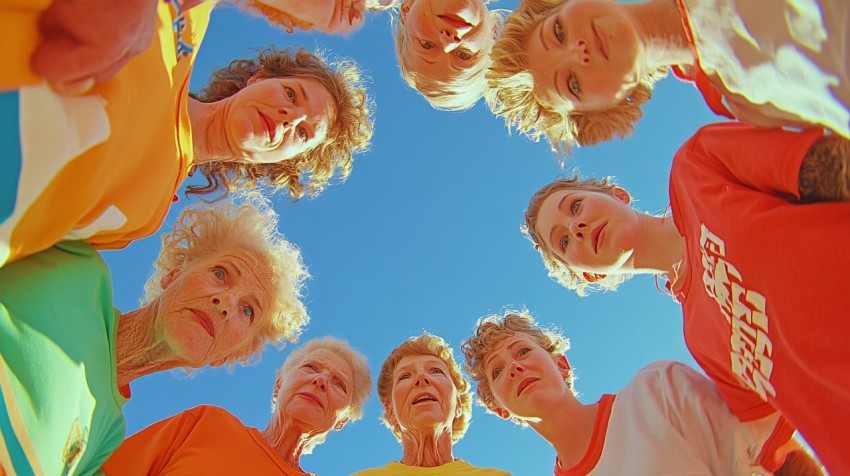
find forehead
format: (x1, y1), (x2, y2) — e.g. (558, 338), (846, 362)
(534, 189), (575, 234)
(395, 353), (450, 372)
(301, 348), (354, 380)
(524, 13), (573, 111)
(193, 248), (274, 300)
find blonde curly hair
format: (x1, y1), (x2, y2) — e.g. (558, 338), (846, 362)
(393, 5), (505, 111)
(523, 176), (630, 295)
(377, 334), (473, 443)
(461, 309), (574, 424)
(190, 47), (374, 200)
(485, 0), (666, 153)
(142, 195), (309, 365)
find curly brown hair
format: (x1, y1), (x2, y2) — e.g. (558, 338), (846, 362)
(485, 0), (666, 154)
(189, 47), (374, 200)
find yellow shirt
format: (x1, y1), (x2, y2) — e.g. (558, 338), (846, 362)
(354, 460), (512, 476)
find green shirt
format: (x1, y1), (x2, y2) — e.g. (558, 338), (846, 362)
(0, 241), (127, 475)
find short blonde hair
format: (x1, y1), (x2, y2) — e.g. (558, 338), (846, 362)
(524, 176), (630, 295)
(461, 309), (574, 424)
(485, 0), (665, 153)
(143, 195), (309, 365)
(393, 8), (505, 111)
(190, 47), (374, 199)
(377, 334), (473, 443)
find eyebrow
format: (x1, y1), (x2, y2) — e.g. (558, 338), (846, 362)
(297, 81), (309, 104)
(539, 18), (549, 52)
(483, 339), (521, 371)
(226, 259), (266, 317)
(547, 194), (573, 248)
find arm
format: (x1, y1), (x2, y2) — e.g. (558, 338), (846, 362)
(798, 135), (850, 203)
(245, 0), (367, 34)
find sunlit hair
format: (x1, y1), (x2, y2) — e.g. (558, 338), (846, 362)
(142, 194), (309, 365)
(377, 334), (473, 443)
(265, 337), (372, 454)
(461, 309), (574, 425)
(392, 6), (505, 111)
(523, 176), (629, 295)
(485, 0), (666, 153)
(190, 47), (374, 200)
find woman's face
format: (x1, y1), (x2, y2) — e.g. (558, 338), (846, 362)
(390, 354), (459, 434)
(534, 187), (639, 275)
(275, 348), (354, 434)
(224, 75), (334, 164)
(155, 249), (273, 367)
(483, 333), (571, 421)
(524, 0), (644, 112)
(400, 0), (494, 82)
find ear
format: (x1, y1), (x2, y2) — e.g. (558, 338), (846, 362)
(556, 355), (571, 378)
(333, 417), (350, 431)
(493, 407), (510, 420)
(399, 0), (412, 21)
(160, 267), (181, 290)
(209, 357), (228, 368)
(272, 375), (282, 402)
(455, 396), (463, 418)
(385, 405), (397, 426)
(612, 186), (632, 204)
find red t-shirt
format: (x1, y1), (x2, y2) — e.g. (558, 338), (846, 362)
(669, 122), (850, 475)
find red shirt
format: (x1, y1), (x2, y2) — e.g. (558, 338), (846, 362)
(669, 122), (850, 474)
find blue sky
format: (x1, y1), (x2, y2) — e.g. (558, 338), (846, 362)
(103, 3), (725, 474)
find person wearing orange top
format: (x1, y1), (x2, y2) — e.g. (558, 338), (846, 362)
(461, 310), (821, 475)
(103, 337), (371, 475)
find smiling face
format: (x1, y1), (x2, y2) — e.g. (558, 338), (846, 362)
(484, 334), (572, 421)
(389, 354), (459, 434)
(400, 0), (495, 82)
(525, 0), (643, 112)
(275, 348), (354, 434)
(224, 75), (334, 164)
(534, 187), (638, 275)
(155, 249), (273, 367)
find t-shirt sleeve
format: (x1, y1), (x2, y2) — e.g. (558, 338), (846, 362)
(677, 122), (823, 200)
(101, 407), (203, 475)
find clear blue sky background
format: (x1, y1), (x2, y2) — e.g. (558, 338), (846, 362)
(103, 3), (725, 474)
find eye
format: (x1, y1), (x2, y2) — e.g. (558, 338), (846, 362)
(559, 235), (569, 251)
(397, 373), (411, 382)
(303, 363), (318, 372)
(213, 267), (225, 280)
(297, 126), (308, 141)
(518, 347), (530, 357)
(241, 305), (255, 322)
(567, 72), (581, 98)
(430, 368), (445, 375)
(492, 368), (502, 379)
(554, 18), (564, 42)
(570, 198), (582, 214)
(456, 50), (473, 61)
(284, 86), (296, 99)
(420, 39), (435, 49)
(333, 379), (347, 392)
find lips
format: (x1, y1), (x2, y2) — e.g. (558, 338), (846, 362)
(591, 22), (608, 60)
(257, 110), (278, 144)
(411, 392), (439, 405)
(297, 392), (323, 409)
(592, 223), (606, 254)
(517, 377), (539, 396)
(438, 13), (473, 30)
(190, 309), (215, 337)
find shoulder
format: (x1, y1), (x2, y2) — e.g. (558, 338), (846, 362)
(448, 459), (512, 475)
(351, 462), (399, 476)
(622, 361), (715, 401)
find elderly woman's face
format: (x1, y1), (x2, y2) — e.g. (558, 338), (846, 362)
(224, 75), (334, 164)
(155, 249), (273, 366)
(276, 348), (354, 433)
(390, 354), (458, 433)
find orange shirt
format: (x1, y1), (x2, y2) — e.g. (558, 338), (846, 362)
(103, 405), (313, 476)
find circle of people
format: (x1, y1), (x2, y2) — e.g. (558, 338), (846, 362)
(0, 0), (847, 475)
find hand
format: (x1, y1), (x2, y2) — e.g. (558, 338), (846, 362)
(252, 0), (367, 35)
(31, 0), (161, 95)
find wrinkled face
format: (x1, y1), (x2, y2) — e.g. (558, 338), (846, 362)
(276, 348), (354, 434)
(156, 249), (273, 367)
(400, 0), (495, 82)
(534, 188), (638, 275)
(525, 0), (643, 112)
(390, 354), (459, 433)
(484, 334), (571, 421)
(225, 75), (334, 164)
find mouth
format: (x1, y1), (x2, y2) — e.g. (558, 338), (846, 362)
(438, 13), (473, 30)
(190, 309), (215, 338)
(592, 223), (607, 255)
(411, 392), (439, 405)
(297, 392), (324, 409)
(591, 22), (608, 60)
(257, 110), (278, 144)
(517, 377), (539, 396)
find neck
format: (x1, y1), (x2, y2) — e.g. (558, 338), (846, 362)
(115, 306), (183, 387)
(629, 212), (686, 280)
(261, 414), (322, 469)
(399, 427), (455, 468)
(530, 397), (600, 470)
(188, 96), (235, 165)
(624, 0), (693, 70)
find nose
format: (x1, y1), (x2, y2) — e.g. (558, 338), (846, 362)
(413, 372), (432, 386)
(565, 38), (590, 65)
(211, 294), (236, 320)
(508, 362), (525, 378)
(569, 219), (588, 241)
(312, 372), (329, 390)
(439, 29), (463, 52)
(278, 106), (307, 129)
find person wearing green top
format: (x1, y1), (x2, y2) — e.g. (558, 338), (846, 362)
(0, 198), (309, 475)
